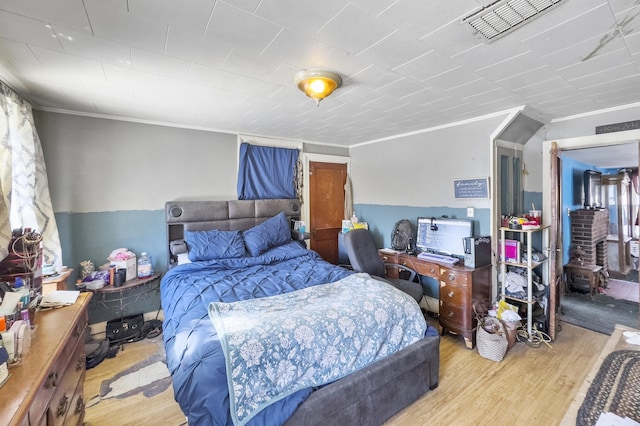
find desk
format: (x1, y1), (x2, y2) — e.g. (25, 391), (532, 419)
(379, 250), (491, 349)
(42, 269), (73, 294)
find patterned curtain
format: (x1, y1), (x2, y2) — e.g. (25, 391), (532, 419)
(0, 81), (62, 266)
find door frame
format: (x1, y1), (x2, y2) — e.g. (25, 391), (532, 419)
(542, 129), (640, 325)
(302, 153), (350, 232)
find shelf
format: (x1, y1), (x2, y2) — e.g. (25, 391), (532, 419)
(499, 226), (550, 338)
(500, 260), (545, 269)
(503, 294), (538, 305)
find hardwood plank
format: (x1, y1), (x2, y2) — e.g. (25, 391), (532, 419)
(84, 320), (608, 425)
(386, 321), (608, 425)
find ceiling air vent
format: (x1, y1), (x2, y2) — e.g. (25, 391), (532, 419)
(462, 0), (566, 42)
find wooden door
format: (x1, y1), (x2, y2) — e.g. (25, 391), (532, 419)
(549, 141), (561, 340)
(309, 161), (347, 264)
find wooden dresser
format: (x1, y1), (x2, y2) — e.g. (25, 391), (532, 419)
(0, 292), (91, 426)
(379, 250), (491, 349)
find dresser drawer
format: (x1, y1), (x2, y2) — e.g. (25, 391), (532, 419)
(28, 314), (87, 425)
(439, 302), (472, 332)
(439, 268), (469, 287)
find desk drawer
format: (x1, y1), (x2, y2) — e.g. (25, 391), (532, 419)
(439, 268), (469, 287)
(439, 281), (468, 306)
(411, 261), (439, 278)
(439, 302), (471, 332)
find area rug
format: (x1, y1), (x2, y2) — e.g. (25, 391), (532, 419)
(576, 350), (640, 425)
(560, 292), (639, 335)
(99, 352), (172, 400)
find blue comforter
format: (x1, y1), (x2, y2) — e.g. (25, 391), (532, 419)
(161, 242), (353, 426)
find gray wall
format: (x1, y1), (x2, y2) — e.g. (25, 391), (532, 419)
(34, 110), (346, 285)
(34, 111), (236, 289)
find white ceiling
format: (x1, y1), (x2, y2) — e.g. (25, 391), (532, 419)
(562, 141), (639, 169)
(1, 0), (640, 148)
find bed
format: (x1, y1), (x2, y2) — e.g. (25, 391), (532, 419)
(161, 199), (440, 426)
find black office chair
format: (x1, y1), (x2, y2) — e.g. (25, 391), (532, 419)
(343, 228), (424, 303)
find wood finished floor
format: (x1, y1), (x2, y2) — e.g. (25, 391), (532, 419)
(84, 320), (608, 426)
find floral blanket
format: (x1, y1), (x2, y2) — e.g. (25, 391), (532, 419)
(208, 272), (426, 425)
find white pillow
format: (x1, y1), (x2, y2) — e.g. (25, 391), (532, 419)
(177, 253), (191, 265)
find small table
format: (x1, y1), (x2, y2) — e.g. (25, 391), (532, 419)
(41, 268), (73, 294)
(87, 273), (161, 325)
(564, 263), (603, 298)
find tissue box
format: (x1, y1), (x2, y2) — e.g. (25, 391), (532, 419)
(112, 257), (136, 281)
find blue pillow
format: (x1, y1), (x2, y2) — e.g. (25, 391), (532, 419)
(184, 229), (246, 261)
(243, 212), (291, 256)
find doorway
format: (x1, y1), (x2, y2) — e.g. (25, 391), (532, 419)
(544, 134), (640, 334)
(305, 156), (349, 264)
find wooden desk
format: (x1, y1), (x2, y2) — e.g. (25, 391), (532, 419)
(379, 250), (491, 349)
(42, 269), (73, 295)
(0, 292), (91, 426)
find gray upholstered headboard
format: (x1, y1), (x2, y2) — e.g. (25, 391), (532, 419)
(165, 199), (301, 268)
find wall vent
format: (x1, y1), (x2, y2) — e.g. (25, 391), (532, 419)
(462, 0), (566, 42)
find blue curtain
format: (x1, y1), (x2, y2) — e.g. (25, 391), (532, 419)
(237, 143), (299, 200)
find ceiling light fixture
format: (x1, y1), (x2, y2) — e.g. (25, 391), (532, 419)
(294, 69), (342, 106)
(462, 0), (566, 43)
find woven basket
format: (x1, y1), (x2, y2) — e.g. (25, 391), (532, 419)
(476, 317), (508, 362)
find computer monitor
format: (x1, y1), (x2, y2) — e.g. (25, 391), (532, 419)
(416, 217), (474, 258)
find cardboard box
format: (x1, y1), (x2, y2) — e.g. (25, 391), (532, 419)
(112, 256), (136, 281)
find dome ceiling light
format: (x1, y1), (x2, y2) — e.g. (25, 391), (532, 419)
(294, 69), (342, 106)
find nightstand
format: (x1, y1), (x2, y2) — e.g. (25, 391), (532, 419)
(87, 273), (161, 325)
(42, 268), (73, 294)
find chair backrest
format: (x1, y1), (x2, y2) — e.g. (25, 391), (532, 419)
(343, 229), (386, 277)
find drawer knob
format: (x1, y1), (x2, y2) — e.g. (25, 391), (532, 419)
(46, 371), (59, 389)
(448, 273), (455, 281)
(56, 393), (69, 417)
(75, 395), (84, 415)
(448, 311), (454, 318)
(382, 256), (388, 262)
(430, 268), (436, 274)
(77, 353), (86, 371)
(448, 290), (455, 298)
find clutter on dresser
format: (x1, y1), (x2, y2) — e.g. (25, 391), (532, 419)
(0, 228), (44, 301)
(0, 346), (9, 386)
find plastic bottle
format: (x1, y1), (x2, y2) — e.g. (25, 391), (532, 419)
(351, 212), (358, 224)
(137, 252), (154, 279)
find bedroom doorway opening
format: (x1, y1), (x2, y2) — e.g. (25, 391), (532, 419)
(544, 133), (640, 334)
(308, 161), (347, 264)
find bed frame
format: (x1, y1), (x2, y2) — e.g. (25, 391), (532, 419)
(164, 199), (440, 425)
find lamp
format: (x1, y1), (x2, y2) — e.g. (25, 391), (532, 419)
(294, 69), (342, 106)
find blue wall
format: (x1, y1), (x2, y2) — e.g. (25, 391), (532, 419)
(561, 158), (606, 264)
(353, 203), (490, 298)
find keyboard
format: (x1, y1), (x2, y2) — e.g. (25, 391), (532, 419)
(417, 252), (459, 265)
